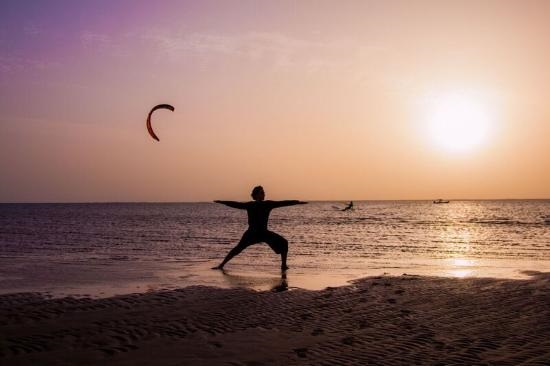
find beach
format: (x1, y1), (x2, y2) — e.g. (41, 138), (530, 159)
(1, 202), (549, 364)
(1, 272), (548, 365)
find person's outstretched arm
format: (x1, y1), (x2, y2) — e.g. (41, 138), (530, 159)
(214, 200), (248, 209)
(269, 200), (308, 209)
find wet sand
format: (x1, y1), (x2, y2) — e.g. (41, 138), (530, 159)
(1, 272), (549, 365)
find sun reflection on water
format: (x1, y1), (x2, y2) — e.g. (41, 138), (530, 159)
(449, 268), (474, 278)
(438, 217), (479, 277)
(451, 258), (475, 267)
(446, 257), (477, 278)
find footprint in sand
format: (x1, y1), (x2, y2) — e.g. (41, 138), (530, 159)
(208, 341), (223, 348)
(100, 345), (138, 356)
(342, 336), (355, 345)
(293, 348), (308, 358)
(311, 328), (324, 336)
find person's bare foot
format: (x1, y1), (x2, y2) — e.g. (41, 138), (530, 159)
(281, 265), (289, 271)
(212, 265), (224, 270)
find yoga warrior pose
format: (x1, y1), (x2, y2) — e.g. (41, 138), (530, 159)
(212, 186), (307, 271)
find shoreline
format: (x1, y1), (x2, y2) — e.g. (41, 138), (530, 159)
(1, 257), (548, 299)
(1, 272), (548, 365)
(2, 198), (550, 204)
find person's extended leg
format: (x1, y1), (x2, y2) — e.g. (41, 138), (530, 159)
(212, 246), (244, 270)
(212, 231), (255, 270)
(281, 249), (288, 271)
(264, 231), (289, 271)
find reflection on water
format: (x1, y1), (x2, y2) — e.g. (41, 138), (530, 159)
(445, 257), (476, 278)
(441, 228), (472, 254)
(449, 258), (475, 267)
(438, 226), (474, 277)
(218, 270), (289, 292)
(449, 269), (474, 278)
(447, 258), (475, 278)
(272, 272), (288, 292)
(195, 266), (364, 292)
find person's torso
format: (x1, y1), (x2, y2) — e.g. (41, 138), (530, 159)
(246, 201), (273, 231)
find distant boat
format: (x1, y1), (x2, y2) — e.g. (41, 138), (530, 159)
(433, 199), (450, 204)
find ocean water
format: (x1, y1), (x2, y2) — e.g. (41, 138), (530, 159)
(0, 201), (549, 296)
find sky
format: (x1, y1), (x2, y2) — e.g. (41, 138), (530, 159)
(1, 0), (549, 202)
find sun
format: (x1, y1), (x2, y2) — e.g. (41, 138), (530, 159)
(424, 92), (494, 153)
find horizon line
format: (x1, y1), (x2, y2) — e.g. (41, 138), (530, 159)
(1, 198), (549, 204)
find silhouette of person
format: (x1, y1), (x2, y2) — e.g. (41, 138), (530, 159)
(212, 186), (307, 271)
(342, 201), (354, 211)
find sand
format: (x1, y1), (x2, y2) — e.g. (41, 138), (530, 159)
(1, 272), (549, 365)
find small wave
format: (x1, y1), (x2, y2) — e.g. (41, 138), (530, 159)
(109, 255), (130, 261)
(465, 218), (531, 225)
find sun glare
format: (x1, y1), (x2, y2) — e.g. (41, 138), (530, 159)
(424, 92), (495, 153)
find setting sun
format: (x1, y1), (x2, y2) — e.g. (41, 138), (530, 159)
(425, 92), (495, 153)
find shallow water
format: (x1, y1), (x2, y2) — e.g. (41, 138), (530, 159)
(0, 201), (549, 296)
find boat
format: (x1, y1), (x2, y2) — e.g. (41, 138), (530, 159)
(433, 199), (450, 204)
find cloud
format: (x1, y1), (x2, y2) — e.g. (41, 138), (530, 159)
(0, 58), (13, 73)
(140, 30), (353, 72)
(80, 31), (113, 50)
(23, 23), (44, 36)
(0, 55), (61, 74)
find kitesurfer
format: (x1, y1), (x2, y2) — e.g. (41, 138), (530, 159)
(342, 201), (354, 211)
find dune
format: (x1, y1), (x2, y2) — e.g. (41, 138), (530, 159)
(1, 272), (548, 365)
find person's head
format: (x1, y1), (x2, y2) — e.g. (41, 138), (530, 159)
(251, 185), (265, 201)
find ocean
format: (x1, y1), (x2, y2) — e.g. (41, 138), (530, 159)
(0, 201), (549, 297)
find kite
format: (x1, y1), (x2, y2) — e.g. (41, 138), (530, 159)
(146, 104), (175, 141)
